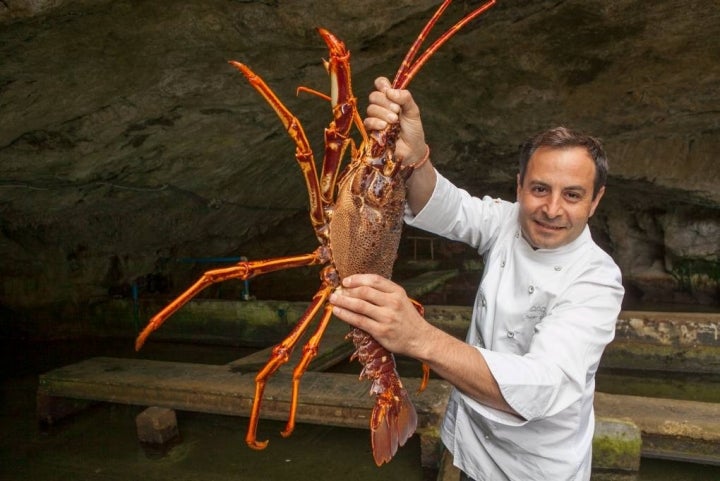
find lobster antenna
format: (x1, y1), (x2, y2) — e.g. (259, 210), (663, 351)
(391, 0), (453, 88)
(393, 0), (496, 89)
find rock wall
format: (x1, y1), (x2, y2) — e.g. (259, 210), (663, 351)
(1, 0), (719, 334)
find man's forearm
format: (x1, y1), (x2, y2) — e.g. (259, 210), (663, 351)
(414, 323), (519, 416)
(406, 159), (437, 215)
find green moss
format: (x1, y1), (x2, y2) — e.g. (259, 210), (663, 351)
(593, 419), (642, 471)
(670, 258), (720, 294)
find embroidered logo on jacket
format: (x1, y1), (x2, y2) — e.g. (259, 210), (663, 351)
(523, 305), (547, 325)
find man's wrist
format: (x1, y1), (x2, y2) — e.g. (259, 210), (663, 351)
(410, 144), (431, 169)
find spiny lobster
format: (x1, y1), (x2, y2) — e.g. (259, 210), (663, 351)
(135, 0), (496, 466)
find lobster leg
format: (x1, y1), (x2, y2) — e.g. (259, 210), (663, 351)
(409, 298), (431, 392)
(135, 248), (329, 351)
(229, 61), (326, 235)
(296, 85), (369, 149)
(230, 28), (358, 242)
(246, 278), (335, 449)
(280, 302), (335, 438)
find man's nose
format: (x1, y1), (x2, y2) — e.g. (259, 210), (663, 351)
(542, 195), (563, 218)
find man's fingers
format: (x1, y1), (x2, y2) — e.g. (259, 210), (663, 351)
(331, 304), (369, 331)
(330, 291), (383, 333)
(366, 103), (398, 124)
(363, 116), (388, 132)
(330, 287), (372, 313)
(374, 76), (392, 92)
(385, 88), (420, 118)
(341, 274), (399, 293)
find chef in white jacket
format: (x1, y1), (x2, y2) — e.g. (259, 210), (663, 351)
(330, 77), (625, 481)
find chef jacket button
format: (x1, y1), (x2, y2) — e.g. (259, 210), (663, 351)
(554, 266), (562, 271)
(528, 285), (535, 294)
(500, 260), (506, 268)
(481, 298), (487, 307)
(507, 330), (515, 339)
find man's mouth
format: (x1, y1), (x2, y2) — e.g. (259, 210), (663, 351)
(534, 219), (567, 231)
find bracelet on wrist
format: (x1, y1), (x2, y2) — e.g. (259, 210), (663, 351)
(411, 144), (430, 170)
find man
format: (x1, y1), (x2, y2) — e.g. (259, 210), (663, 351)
(329, 77), (624, 481)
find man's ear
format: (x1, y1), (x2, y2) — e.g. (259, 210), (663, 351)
(589, 185), (606, 218)
(516, 173), (522, 200)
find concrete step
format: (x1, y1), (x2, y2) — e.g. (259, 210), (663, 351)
(594, 391), (720, 465)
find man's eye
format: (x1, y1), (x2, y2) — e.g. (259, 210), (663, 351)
(565, 191), (582, 201)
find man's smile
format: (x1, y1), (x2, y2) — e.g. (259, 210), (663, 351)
(533, 218), (568, 231)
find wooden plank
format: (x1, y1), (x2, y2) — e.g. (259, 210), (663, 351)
(39, 357), (720, 441)
(37, 357), (450, 431)
(37, 356), (450, 468)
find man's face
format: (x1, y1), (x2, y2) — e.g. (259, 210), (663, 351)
(516, 146), (605, 250)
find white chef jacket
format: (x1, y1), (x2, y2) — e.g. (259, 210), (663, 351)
(405, 173), (624, 481)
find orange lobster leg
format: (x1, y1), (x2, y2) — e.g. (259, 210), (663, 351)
(246, 279), (335, 449)
(280, 303), (335, 438)
(135, 248), (329, 351)
(231, 28), (359, 236)
(229, 61), (326, 235)
(409, 298), (431, 392)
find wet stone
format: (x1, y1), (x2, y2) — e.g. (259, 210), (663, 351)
(136, 406), (180, 445)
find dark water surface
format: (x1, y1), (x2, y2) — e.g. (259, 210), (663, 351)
(1, 339), (718, 481)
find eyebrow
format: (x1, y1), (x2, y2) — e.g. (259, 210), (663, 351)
(529, 180), (589, 195)
(563, 185), (588, 193)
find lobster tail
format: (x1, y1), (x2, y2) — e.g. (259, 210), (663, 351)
(348, 327), (419, 466)
(371, 386), (418, 466)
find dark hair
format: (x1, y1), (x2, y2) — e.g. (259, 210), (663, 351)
(518, 126), (608, 199)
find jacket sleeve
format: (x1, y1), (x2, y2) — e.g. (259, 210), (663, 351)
(404, 171), (515, 255)
(471, 254), (624, 424)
